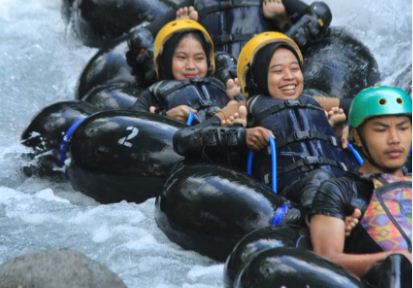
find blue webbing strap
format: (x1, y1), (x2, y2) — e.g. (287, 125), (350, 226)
(246, 136), (277, 193)
(348, 143), (363, 166)
(59, 117), (86, 167)
(271, 202), (289, 226)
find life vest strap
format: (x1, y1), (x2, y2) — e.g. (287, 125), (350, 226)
(249, 97), (324, 123)
(279, 156), (348, 175)
(212, 33), (256, 45)
(200, 0), (261, 15)
(276, 130), (339, 148)
(150, 80), (190, 103)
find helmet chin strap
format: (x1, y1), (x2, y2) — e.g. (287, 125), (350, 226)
(357, 128), (399, 175)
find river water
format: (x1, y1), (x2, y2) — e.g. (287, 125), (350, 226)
(0, 0), (410, 287)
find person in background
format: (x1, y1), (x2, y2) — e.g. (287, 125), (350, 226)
(176, 0), (332, 57)
(127, 0), (333, 86)
(132, 19), (242, 124)
(310, 86), (411, 287)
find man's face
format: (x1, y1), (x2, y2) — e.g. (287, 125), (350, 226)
(358, 115), (412, 172)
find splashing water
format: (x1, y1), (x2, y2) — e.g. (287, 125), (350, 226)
(0, 0), (410, 287)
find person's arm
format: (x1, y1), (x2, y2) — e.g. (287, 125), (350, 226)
(262, 0), (309, 26)
(282, 0), (311, 21)
(173, 120), (246, 155)
(314, 96), (352, 115)
(131, 89), (155, 112)
(285, 1), (332, 48)
(165, 105), (197, 123)
(173, 100), (246, 155)
(310, 214), (395, 277)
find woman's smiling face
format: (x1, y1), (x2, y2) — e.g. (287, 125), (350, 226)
(267, 47), (304, 100)
(171, 34), (208, 80)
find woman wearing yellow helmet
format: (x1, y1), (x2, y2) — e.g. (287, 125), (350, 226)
(132, 19), (241, 124)
(233, 32), (357, 213)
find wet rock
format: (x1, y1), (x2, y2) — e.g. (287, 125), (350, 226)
(0, 248), (126, 288)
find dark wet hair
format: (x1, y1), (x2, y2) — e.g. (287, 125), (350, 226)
(158, 30), (211, 80)
(247, 43), (302, 96)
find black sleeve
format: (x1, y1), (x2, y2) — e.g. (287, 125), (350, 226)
(144, 0), (194, 34)
(173, 116), (248, 167)
(282, 0), (310, 22)
(131, 89), (155, 113)
(310, 177), (356, 220)
(173, 116), (224, 156)
(339, 98), (352, 116)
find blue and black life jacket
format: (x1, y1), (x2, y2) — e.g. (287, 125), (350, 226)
(247, 94), (357, 192)
(195, 0), (275, 58)
(150, 77), (229, 123)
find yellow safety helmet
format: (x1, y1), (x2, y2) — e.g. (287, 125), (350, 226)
(237, 32), (303, 96)
(153, 19), (215, 77)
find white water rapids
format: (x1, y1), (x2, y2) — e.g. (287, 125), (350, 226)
(0, 0), (410, 287)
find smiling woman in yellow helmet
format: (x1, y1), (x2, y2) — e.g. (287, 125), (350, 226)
(234, 32), (359, 215)
(237, 31), (303, 98)
(153, 18), (215, 80)
(132, 19), (240, 124)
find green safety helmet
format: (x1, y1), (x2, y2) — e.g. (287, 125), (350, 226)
(348, 86), (412, 128)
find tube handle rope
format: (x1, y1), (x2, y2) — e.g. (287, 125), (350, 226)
(59, 117), (87, 167)
(246, 136), (293, 226)
(186, 110), (195, 126)
(247, 136), (277, 193)
(186, 110), (200, 126)
(272, 202), (289, 226)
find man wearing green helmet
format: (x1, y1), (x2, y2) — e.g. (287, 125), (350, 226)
(309, 86), (412, 287)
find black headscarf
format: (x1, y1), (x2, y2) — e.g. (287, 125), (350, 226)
(247, 42), (302, 96)
(158, 30), (211, 80)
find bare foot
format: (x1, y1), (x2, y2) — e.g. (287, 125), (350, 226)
(176, 6), (198, 21)
(224, 105), (248, 127)
(216, 100), (247, 127)
(149, 106), (156, 113)
(327, 107), (346, 126)
(262, 0), (286, 19)
(226, 78), (241, 99)
(326, 107), (348, 148)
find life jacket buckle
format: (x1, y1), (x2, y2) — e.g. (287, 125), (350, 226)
(189, 77), (204, 84)
(339, 162), (348, 171)
(330, 136), (338, 146)
(220, 34), (233, 43)
(293, 131), (310, 140)
(285, 100), (300, 107)
(303, 156), (319, 165)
